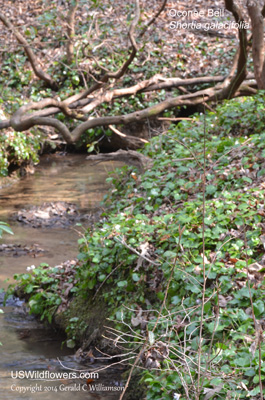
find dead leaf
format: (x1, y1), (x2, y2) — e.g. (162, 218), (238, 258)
(203, 384), (223, 400)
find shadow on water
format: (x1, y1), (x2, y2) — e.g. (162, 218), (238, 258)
(0, 154), (125, 399)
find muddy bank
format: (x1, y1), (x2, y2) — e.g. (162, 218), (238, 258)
(12, 201), (99, 229)
(0, 243), (45, 258)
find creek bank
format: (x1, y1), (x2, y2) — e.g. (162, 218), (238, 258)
(6, 199), (113, 350)
(0, 243), (45, 257)
(12, 201), (100, 229)
(10, 254), (120, 355)
(0, 295), (126, 399)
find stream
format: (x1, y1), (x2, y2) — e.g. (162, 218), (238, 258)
(0, 154), (124, 399)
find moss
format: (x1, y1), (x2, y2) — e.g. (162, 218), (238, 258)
(123, 372), (147, 400)
(54, 294), (114, 351)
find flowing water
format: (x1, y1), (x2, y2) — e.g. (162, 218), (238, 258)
(0, 154), (124, 399)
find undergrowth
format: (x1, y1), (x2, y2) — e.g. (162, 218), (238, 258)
(6, 92), (265, 399)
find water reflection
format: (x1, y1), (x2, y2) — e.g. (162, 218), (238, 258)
(0, 154), (122, 217)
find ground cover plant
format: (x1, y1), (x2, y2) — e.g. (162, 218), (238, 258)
(6, 92), (265, 399)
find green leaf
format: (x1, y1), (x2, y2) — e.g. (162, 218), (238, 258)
(150, 188), (159, 196)
(25, 284), (34, 294)
(117, 280), (127, 287)
(253, 375), (265, 384)
(98, 274), (106, 282)
(132, 273), (140, 282)
(206, 185), (216, 195)
(248, 386), (261, 396)
(234, 356), (250, 367)
(0, 222), (13, 237)
(253, 299), (265, 317)
(66, 339), (76, 349)
(204, 301), (211, 314)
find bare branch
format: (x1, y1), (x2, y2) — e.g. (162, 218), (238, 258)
(247, 0), (265, 89)
(217, 0), (249, 99)
(66, 0), (79, 65)
(9, 86), (216, 144)
(139, 0), (168, 37)
(86, 149), (153, 171)
(44, 0), (141, 111)
(143, 75), (225, 92)
(0, 12), (56, 88)
(0, 120), (11, 130)
(0, 74), (230, 132)
(105, 0), (140, 80)
(81, 74), (162, 113)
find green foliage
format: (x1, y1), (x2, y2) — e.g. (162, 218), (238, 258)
(0, 129), (40, 176)
(9, 93), (265, 399)
(0, 221), (13, 238)
(64, 317), (87, 349)
(1, 52), (32, 91)
(6, 264), (62, 324)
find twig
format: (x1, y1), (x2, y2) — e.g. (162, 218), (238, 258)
(118, 338), (148, 400)
(115, 236), (160, 266)
(57, 356), (133, 374)
(93, 262), (122, 300)
(158, 117), (194, 121)
(109, 125), (148, 143)
(0, 12), (55, 87)
(139, 0), (168, 37)
(197, 103), (207, 399)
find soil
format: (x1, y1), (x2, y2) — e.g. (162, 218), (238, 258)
(0, 242), (45, 257)
(12, 201), (92, 228)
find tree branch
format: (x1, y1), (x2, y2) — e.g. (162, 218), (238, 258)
(9, 86), (218, 144)
(247, 0), (265, 89)
(0, 120), (11, 130)
(217, 0), (249, 99)
(45, 0), (140, 111)
(139, 0), (168, 37)
(66, 0), (79, 65)
(86, 149), (152, 171)
(0, 12), (56, 88)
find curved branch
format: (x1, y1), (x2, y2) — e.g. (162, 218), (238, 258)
(87, 149), (153, 171)
(105, 0), (140, 80)
(27, 75), (226, 120)
(0, 12), (56, 88)
(139, 0), (168, 37)
(7, 58), (256, 146)
(9, 98), (83, 135)
(50, 0), (141, 110)
(143, 75), (225, 92)
(81, 74), (161, 113)
(10, 87), (216, 144)
(0, 120), (11, 129)
(218, 0), (249, 99)
(71, 88), (214, 143)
